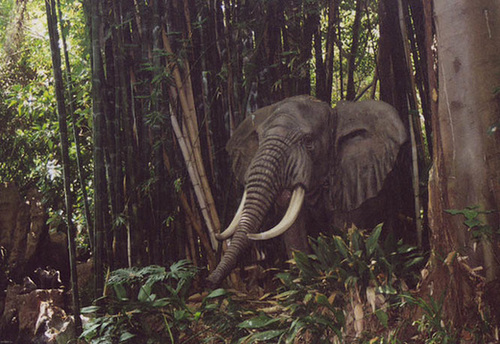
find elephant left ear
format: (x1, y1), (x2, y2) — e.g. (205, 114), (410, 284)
(330, 100), (408, 212)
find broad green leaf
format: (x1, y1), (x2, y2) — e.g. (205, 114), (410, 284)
(366, 224), (383, 256)
(119, 332), (136, 342)
(205, 288), (229, 299)
(315, 293), (329, 306)
(238, 315), (280, 329)
(138, 281), (154, 302)
(333, 235), (349, 259)
(80, 322), (101, 337)
(152, 298), (169, 307)
(375, 309), (389, 328)
(81, 305), (100, 314)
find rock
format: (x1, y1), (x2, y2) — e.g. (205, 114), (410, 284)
(0, 183), (48, 282)
(20, 277), (37, 294)
(77, 259), (94, 307)
(35, 301), (76, 344)
(0, 284), (65, 343)
(34, 267), (63, 290)
(0, 183), (25, 272)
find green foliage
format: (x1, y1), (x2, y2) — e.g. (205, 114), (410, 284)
(203, 226), (425, 343)
(402, 294), (458, 344)
(293, 225), (423, 295)
(80, 261), (199, 344)
(0, 0), (92, 240)
(445, 206), (495, 241)
(199, 288), (255, 342)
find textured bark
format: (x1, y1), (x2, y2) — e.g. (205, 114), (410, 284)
(428, 0), (500, 327)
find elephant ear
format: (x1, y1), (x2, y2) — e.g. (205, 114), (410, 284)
(226, 102), (280, 183)
(331, 100), (408, 212)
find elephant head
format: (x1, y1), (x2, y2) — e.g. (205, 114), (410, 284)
(207, 95), (407, 287)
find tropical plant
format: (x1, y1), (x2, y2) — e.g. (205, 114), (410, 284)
(80, 261), (199, 344)
(202, 226), (425, 343)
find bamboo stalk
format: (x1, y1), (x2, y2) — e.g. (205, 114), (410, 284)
(186, 220), (198, 267)
(162, 27), (220, 248)
(182, 60), (221, 233)
(170, 105), (219, 249)
(45, 0), (81, 333)
(397, 0), (423, 247)
(162, 146), (217, 268)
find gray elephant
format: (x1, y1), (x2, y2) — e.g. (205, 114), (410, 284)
(207, 95), (408, 287)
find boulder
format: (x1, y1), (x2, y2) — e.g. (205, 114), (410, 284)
(0, 183), (48, 281)
(0, 284), (65, 342)
(35, 301), (76, 344)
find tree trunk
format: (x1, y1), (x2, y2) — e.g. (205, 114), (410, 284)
(346, 0), (362, 101)
(45, 0), (82, 334)
(428, 0), (500, 327)
(90, 0), (107, 298)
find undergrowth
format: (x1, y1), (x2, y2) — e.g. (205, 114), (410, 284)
(80, 261), (200, 343)
(202, 225), (425, 343)
(81, 226), (434, 343)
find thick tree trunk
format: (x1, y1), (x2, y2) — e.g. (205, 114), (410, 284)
(428, 0), (500, 327)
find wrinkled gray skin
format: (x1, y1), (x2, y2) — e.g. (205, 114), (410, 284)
(207, 95), (407, 287)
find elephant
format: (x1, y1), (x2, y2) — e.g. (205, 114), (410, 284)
(207, 95), (408, 287)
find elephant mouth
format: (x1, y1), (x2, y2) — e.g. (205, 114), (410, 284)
(276, 189), (293, 207)
(215, 185), (306, 242)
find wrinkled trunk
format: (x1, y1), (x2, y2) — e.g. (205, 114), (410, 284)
(207, 139), (284, 287)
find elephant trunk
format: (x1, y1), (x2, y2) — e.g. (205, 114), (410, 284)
(207, 139), (285, 287)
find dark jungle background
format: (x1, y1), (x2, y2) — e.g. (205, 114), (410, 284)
(0, 0), (499, 342)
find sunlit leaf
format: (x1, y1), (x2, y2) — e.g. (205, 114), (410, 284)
(119, 331), (136, 342)
(205, 288), (229, 299)
(238, 315), (280, 329)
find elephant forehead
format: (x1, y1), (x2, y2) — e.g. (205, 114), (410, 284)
(265, 103), (330, 133)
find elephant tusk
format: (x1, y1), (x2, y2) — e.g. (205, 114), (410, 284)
(215, 191), (247, 240)
(247, 186), (305, 241)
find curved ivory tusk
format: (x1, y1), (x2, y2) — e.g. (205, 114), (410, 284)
(215, 191), (247, 240)
(247, 186), (305, 241)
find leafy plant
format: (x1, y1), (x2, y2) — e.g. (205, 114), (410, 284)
(202, 226), (425, 343)
(445, 206), (495, 241)
(80, 260), (199, 344)
(402, 293), (458, 344)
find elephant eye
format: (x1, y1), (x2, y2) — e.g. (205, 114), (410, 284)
(302, 135), (314, 151)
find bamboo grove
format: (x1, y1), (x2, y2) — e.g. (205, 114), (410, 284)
(74, 0), (436, 294)
(1, 0), (437, 293)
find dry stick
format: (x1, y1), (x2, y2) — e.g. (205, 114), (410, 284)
(183, 60), (221, 234)
(202, 72), (217, 182)
(179, 191), (217, 268)
(162, 143), (217, 268)
(170, 105), (219, 249)
(162, 28), (220, 248)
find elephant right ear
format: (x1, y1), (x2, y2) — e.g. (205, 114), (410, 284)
(226, 103), (279, 183)
(330, 100), (408, 212)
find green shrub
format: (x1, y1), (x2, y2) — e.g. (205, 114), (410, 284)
(80, 260), (199, 344)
